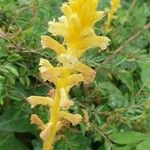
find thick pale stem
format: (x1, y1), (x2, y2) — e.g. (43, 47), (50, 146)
(43, 88), (60, 150)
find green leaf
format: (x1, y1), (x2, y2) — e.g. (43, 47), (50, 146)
(0, 107), (35, 133)
(104, 140), (111, 150)
(32, 139), (42, 150)
(139, 60), (150, 89)
(118, 70), (133, 94)
(0, 75), (5, 81)
(99, 82), (125, 107)
(7, 53), (22, 62)
(111, 131), (145, 144)
(54, 131), (90, 150)
(4, 65), (19, 77)
(113, 145), (134, 150)
(137, 138), (150, 150)
(0, 132), (28, 150)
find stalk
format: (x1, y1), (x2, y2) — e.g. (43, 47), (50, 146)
(43, 87), (60, 150)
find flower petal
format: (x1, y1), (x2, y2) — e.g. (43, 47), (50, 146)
(41, 35), (66, 55)
(60, 111), (82, 126)
(60, 88), (74, 110)
(40, 122), (52, 140)
(39, 59), (57, 82)
(57, 53), (79, 67)
(31, 114), (46, 130)
(48, 21), (68, 37)
(27, 96), (53, 108)
(67, 73), (84, 87)
(79, 35), (110, 55)
(74, 62), (96, 84)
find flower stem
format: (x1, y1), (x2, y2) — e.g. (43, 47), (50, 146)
(43, 88), (60, 150)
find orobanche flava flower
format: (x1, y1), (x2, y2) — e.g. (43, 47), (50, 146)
(27, 0), (110, 150)
(41, 0), (110, 58)
(104, 0), (120, 32)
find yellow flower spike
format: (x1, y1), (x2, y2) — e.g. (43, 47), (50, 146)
(31, 114), (46, 130)
(65, 0), (103, 28)
(60, 88), (74, 110)
(60, 111), (82, 126)
(27, 96), (53, 108)
(104, 0), (120, 32)
(41, 35), (66, 55)
(28, 1), (110, 149)
(45, 0), (110, 59)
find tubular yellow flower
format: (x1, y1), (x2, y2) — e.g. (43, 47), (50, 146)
(27, 0), (110, 150)
(41, 35), (66, 55)
(73, 62), (96, 84)
(60, 111), (83, 126)
(31, 114), (46, 130)
(27, 96), (53, 108)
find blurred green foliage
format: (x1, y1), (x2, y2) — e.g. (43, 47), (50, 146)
(0, 0), (150, 149)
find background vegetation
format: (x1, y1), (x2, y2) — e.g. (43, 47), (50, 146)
(0, 0), (150, 149)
